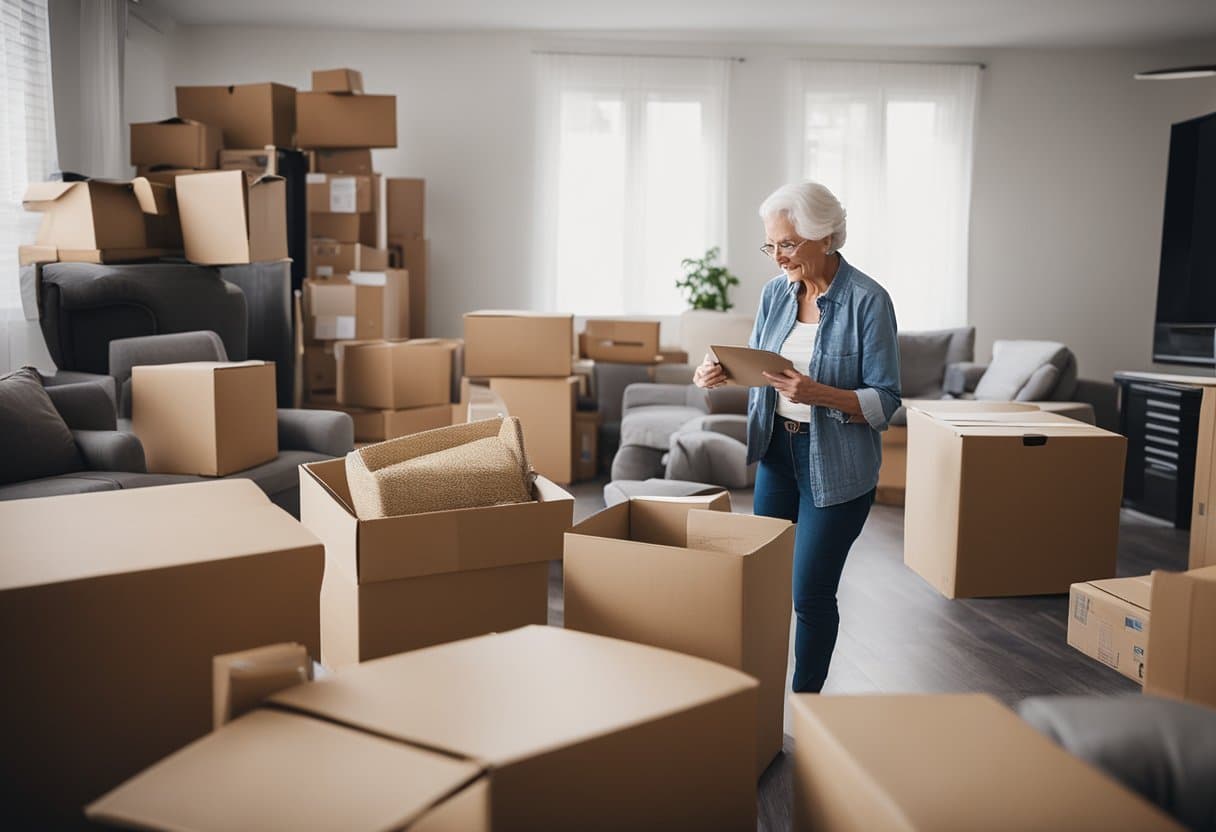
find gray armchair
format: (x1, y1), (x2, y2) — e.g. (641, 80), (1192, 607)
(108, 331), (353, 515)
(0, 376), (201, 502)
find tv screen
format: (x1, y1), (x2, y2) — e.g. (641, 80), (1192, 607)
(1155, 111), (1216, 327)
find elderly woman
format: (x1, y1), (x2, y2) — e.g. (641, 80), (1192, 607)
(694, 181), (901, 693)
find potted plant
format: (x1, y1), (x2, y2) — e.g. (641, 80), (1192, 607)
(675, 247), (740, 311)
(674, 247), (753, 364)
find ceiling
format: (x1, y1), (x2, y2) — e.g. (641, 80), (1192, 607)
(150, 0), (1216, 48)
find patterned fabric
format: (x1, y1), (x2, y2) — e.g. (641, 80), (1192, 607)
(346, 417), (533, 520)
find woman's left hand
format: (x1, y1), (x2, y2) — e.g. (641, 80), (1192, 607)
(763, 369), (819, 405)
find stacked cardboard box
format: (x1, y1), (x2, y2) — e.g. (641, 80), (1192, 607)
(334, 338), (458, 442)
(20, 177), (176, 264)
(386, 177), (427, 338)
(465, 310), (589, 484)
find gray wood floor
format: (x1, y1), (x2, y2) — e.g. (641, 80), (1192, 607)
(551, 479), (1189, 832)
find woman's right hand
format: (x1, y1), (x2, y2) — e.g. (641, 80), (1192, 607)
(693, 354), (728, 389)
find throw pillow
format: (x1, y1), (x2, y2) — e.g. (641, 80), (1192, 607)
(345, 416), (533, 520)
(0, 367), (84, 485)
(973, 340), (1069, 401)
(898, 331), (954, 398)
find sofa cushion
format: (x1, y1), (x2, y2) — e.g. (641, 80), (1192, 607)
(666, 430), (754, 489)
(898, 331), (955, 398)
(974, 340), (1071, 401)
(0, 367), (84, 485)
(620, 405), (707, 450)
(1018, 694), (1216, 832)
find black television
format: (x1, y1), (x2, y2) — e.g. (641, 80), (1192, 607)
(1153, 110), (1216, 366)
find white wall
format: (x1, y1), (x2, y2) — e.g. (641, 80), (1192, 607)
(140, 25), (1216, 381)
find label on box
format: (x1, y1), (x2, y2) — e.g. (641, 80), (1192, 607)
(306, 173), (326, 184)
(1124, 616), (1144, 632)
(1097, 622), (1117, 667)
(1072, 593), (1089, 624)
(316, 266), (334, 278)
(330, 177), (357, 213)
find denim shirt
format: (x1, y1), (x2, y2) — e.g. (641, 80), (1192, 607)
(745, 256), (902, 507)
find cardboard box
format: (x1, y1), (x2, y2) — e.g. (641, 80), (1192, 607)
(573, 410), (600, 481)
(789, 694), (1183, 832)
(312, 67), (363, 94)
(297, 91), (397, 148)
(336, 338), (454, 410)
(313, 148), (373, 175)
(306, 173), (373, 214)
(176, 82), (296, 148)
(212, 643), (312, 730)
(311, 240), (389, 276)
(581, 319), (661, 364)
(1067, 575), (1151, 683)
(491, 376), (579, 484)
(310, 212), (361, 243)
(22, 177), (170, 255)
(306, 271), (408, 341)
(658, 347), (690, 364)
(137, 166), (207, 186)
(88, 626), (758, 831)
(386, 177), (424, 240)
(303, 343), (337, 392)
(130, 117), (222, 169)
(132, 361), (278, 476)
(175, 170), (287, 265)
(299, 459), (574, 667)
(565, 499), (795, 776)
(1144, 565), (1216, 709)
(453, 377), (507, 425)
(1, 480), (323, 825)
(218, 147), (285, 176)
(390, 235), (427, 337)
(903, 408), (1126, 598)
(465, 311), (574, 378)
(350, 403), (453, 443)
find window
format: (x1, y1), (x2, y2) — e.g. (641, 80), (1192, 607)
(786, 60), (980, 330)
(535, 53), (730, 315)
(0, 0), (57, 311)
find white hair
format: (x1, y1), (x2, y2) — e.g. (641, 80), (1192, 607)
(758, 181), (847, 254)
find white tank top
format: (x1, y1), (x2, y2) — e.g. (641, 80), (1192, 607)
(775, 321), (817, 422)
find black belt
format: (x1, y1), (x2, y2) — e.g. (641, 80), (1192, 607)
(779, 416), (810, 434)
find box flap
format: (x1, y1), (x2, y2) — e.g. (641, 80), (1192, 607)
(86, 709), (483, 831)
(627, 494), (731, 546)
(270, 626), (757, 767)
(251, 173), (286, 187)
(465, 310), (573, 320)
(21, 180), (78, 209)
(130, 177), (173, 215)
(1087, 574), (1153, 610)
(0, 480), (321, 592)
(790, 694), (1185, 830)
(685, 509), (792, 557)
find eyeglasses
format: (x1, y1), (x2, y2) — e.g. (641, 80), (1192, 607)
(760, 239), (810, 259)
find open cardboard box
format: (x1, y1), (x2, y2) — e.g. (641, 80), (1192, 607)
(88, 626), (758, 831)
(299, 459), (574, 667)
(789, 693), (1183, 831)
(0, 480), (322, 825)
(175, 170), (287, 265)
(564, 496), (794, 776)
(22, 177), (174, 261)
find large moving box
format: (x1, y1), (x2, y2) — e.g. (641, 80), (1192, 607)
(299, 460), (574, 668)
(1067, 575), (1151, 683)
(789, 694), (1183, 831)
(22, 178), (171, 261)
(565, 498), (794, 776)
(465, 311), (574, 378)
(130, 117), (222, 169)
(336, 338), (453, 410)
(175, 170), (288, 265)
(0, 480), (323, 825)
(176, 82), (296, 148)
(491, 376), (579, 484)
(306, 271), (409, 341)
(1144, 565), (1216, 709)
(581, 319), (661, 364)
(903, 408), (1126, 598)
(296, 91), (397, 148)
(132, 361), (278, 476)
(306, 173), (373, 214)
(88, 626), (758, 831)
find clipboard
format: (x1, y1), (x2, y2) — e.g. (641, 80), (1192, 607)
(709, 345), (793, 388)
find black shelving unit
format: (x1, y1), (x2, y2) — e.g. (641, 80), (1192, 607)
(1115, 373), (1203, 528)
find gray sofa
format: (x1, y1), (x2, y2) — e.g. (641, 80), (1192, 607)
(0, 372), (201, 501)
(106, 331), (353, 515)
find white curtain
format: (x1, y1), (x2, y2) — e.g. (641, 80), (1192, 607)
(786, 60), (980, 330)
(0, 0), (58, 371)
(534, 53), (730, 316)
(79, 0), (125, 179)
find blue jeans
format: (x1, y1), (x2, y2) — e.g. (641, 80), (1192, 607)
(753, 419), (874, 693)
